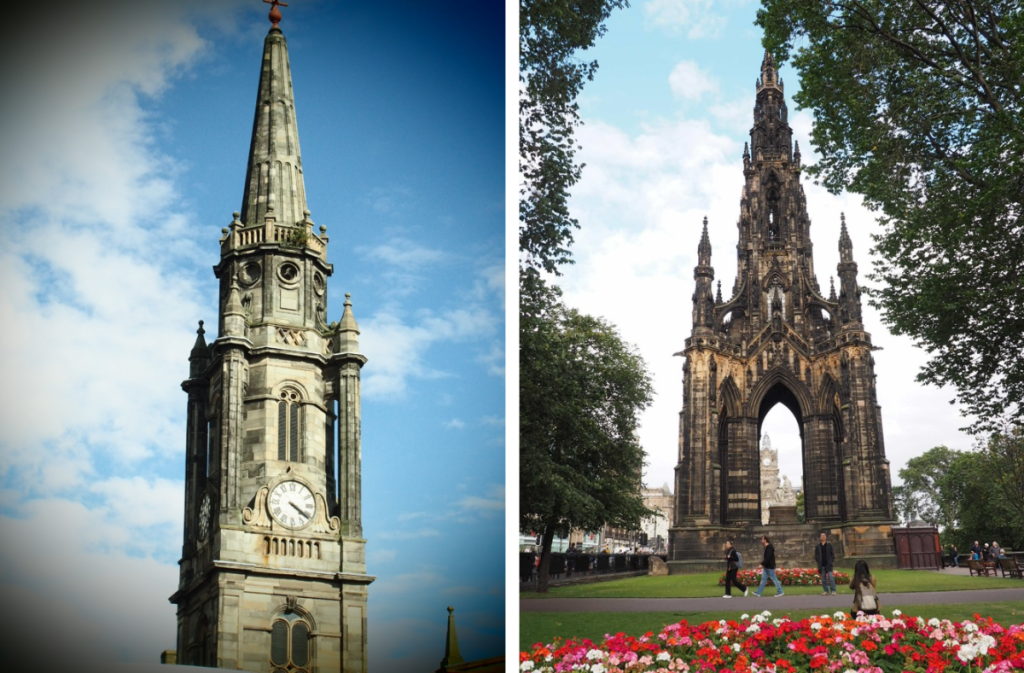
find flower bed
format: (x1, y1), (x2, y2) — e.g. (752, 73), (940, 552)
(718, 567), (851, 587)
(520, 610), (1024, 672)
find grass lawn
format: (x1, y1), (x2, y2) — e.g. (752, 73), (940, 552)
(521, 569), (1009, 598)
(519, 602), (1024, 652)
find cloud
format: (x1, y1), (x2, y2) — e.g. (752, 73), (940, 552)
(456, 484), (504, 513)
(480, 416), (505, 427)
(377, 528), (443, 540)
(669, 60), (718, 101)
(444, 418), (466, 429)
(360, 237), (446, 268)
(360, 305), (499, 399)
(643, 0), (753, 38)
(476, 340), (505, 377)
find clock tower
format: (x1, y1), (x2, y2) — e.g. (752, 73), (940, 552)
(170, 8), (373, 672)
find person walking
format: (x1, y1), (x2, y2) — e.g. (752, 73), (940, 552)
(948, 544), (959, 568)
(752, 535), (784, 597)
(849, 559), (880, 618)
(814, 532), (837, 595)
(723, 540), (748, 598)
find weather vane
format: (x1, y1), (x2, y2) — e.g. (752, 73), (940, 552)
(264, 0), (288, 28)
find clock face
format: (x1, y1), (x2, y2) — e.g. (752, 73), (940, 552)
(269, 480), (316, 529)
(763, 457), (772, 467)
(198, 493), (212, 540)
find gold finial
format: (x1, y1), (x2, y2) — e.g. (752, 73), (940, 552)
(264, 0), (289, 28)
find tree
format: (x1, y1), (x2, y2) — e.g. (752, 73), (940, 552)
(942, 448), (1024, 551)
(795, 489), (805, 523)
(984, 426), (1024, 534)
(756, 1), (1024, 433)
(520, 0), (627, 276)
(895, 445), (960, 529)
(520, 292), (653, 592)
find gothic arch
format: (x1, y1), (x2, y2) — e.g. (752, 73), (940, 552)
(747, 368), (812, 422)
(719, 376), (742, 418)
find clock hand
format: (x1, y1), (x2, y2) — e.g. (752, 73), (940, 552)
(289, 501), (311, 518)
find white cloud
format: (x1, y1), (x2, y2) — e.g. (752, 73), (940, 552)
(377, 528), (443, 540)
(456, 484), (504, 513)
(445, 418), (466, 429)
(643, 0), (753, 38)
(480, 416), (505, 427)
(361, 237), (446, 267)
(669, 60), (718, 101)
(360, 305), (499, 399)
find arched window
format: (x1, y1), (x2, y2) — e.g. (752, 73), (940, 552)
(270, 611), (311, 672)
(277, 388), (303, 462)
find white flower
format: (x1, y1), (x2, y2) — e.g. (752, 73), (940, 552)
(746, 624), (760, 634)
(892, 609), (902, 616)
(928, 618), (941, 627)
(732, 643), (741, 652)
(834, 624), (844, 632)
(591, 664), (606, 673)
(520, 662), (535, 671)
(850, 628), (859, 637)
(958, 643), (978, 663)
(586, 649), (604, 661)
(741, 613), (750, 620)
(810, 622), (823, 631)
(761, 610), (772, 618)
(977, 634), (996, 655)
(657, 652), (671, 661)
(963, 621), (979, 633)
(834, 611), (847, 620)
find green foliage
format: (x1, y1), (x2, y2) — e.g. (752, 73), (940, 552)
(895, 445), (959, 529)
(794, 489), (805, 523)
(283, 226), (309, 248)
(519, 0), (627, 275)
(520, 286), (654, 590)
(756, 0), (1024, 433)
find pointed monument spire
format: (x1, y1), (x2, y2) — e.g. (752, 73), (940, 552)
(829, 276), (837, 301)
(189, 320), (210, 377)
(759, 50), (779, 89)
(716, 280), (722, 303)
(839, 212), (854, 262)
(437, 606), (465, 670)
(334, 293), (362, 354)
(697, 216), (712, 266)
(239, 9), (309, 228)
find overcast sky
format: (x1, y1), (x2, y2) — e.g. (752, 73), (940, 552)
(553, 0), (974, 496)
(0, 2), (503, 671)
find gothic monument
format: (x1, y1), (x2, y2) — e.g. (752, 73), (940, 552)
(669, 53), (896, 571)
(170, 5), (373, 671)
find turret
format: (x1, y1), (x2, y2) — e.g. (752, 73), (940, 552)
(837, 213), (862, 325)
(692, 217), (715, 331)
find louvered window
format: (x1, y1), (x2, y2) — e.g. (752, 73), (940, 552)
(277, 389), (302, 462)
(270, 613), (311, 672)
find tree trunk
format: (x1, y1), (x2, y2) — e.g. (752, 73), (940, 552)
(535, 524), (556, 593)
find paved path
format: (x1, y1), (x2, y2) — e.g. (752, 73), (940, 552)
(521, 587), (1024, 613)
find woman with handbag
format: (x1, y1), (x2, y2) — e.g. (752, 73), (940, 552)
(849, 559), (880, 618)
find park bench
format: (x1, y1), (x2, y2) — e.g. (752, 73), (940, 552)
(997, 557), (1023, 579)
(968, 559), (997, 577)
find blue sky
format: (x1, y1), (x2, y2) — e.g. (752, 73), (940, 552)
(0, 1), (503, 671)
(551, 0), (973, 493)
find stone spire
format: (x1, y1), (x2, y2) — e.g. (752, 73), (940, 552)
(437, 606), (465, 670)
(239, 20), (308, 228)
(334, 294), (362, 354)
(839, 212), (854, 263)
(697, 216), (712, 267)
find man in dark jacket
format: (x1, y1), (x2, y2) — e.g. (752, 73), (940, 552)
(752, 535), (784, 597)
(814, 532), (836, 595)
